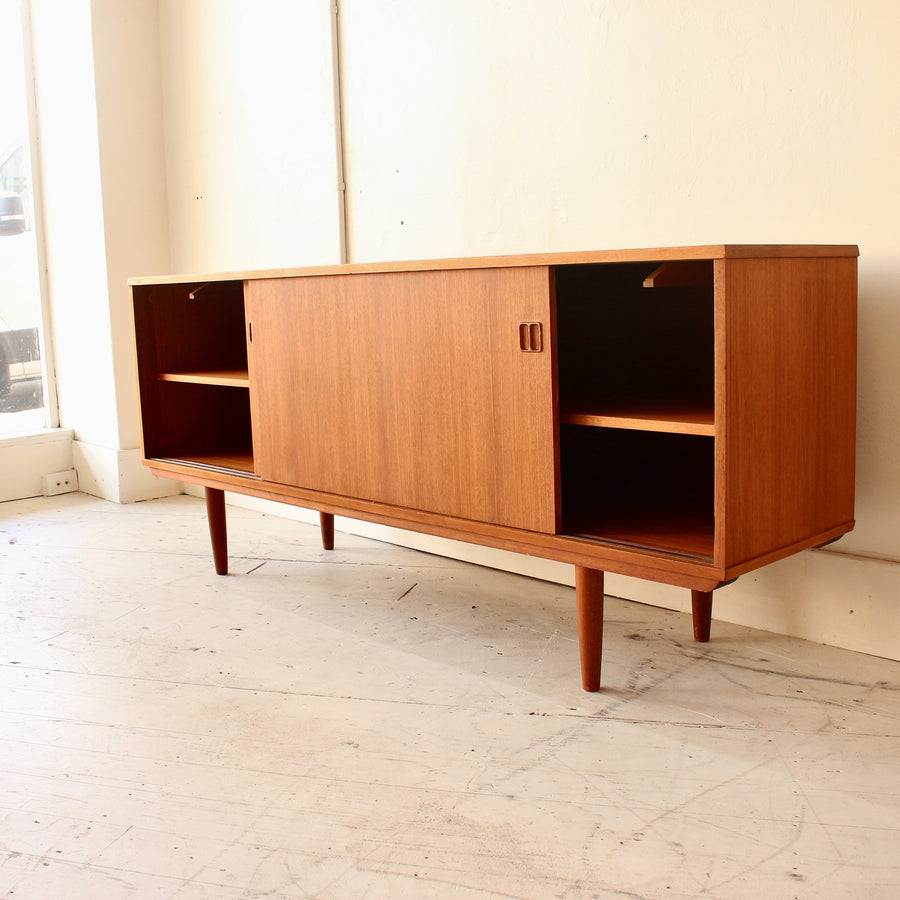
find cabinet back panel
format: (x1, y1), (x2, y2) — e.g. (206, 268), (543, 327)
(139, 281), (247, 375)
(155, 382), (253, 464)
(555, 262), (714, 413)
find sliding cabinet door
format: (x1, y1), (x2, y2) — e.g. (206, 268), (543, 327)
(246, 266), (559, 532)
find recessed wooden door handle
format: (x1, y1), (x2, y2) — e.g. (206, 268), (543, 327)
(519, 322), (543, 352)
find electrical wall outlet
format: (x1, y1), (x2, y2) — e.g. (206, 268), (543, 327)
(43, 469), (78, 496)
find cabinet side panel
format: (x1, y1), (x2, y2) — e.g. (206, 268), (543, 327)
(246, 267), (557, 532)
(132, 286), (162, 459)
(721, 257), (857, 568)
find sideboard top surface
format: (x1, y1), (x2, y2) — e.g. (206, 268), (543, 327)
(128, 244), (859, 286)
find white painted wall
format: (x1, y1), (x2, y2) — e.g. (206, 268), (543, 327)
(27, 0), (174, 501)
(28, 1), (897, 659)
(158, 0), (342, 272)
(28, 0), (113, 446)
(0, 428), (73, 500)
(90, 0), (172, 451)
(334, 0), (900, 658)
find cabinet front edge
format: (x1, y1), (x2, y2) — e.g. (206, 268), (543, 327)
(128, 245), (859, 286)
(144, 461), (726, 590)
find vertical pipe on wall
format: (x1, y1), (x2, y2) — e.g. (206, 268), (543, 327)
(330, 1), (349, 264)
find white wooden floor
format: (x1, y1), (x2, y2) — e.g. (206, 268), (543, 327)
(1, 493), (898, 899)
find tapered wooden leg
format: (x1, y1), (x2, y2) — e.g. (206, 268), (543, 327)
(205, 487), (228, 576)
(575, 566), (604, 692)
(691, 589), (713, 642)
(319, 511), (335, 551)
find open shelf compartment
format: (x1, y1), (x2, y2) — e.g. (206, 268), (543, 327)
(560, 425), (715, 560)
(555, 260), (715, 431)
(133, 279), (254, 475)
(153, 380), (254, 474)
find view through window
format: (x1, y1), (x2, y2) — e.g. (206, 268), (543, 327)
(1, 0), (49, 434)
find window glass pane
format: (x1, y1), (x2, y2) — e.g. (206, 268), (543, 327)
(1, 0), (49, 433)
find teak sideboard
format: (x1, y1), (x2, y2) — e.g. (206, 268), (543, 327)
(130, 244), (858, 691)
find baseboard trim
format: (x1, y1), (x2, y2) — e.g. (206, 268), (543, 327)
(185, 487), (899, 664)
(73, 441), (183, 502)
(0, 428), (75, 501)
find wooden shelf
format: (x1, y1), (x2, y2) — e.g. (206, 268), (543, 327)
(157, 450), (255, 475)
(559, 425), (715, 559)
(561, 402), (715, 436)
(158, 369), (250, 388)
(564, 506), (714, 560)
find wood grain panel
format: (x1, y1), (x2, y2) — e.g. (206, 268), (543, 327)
(158, 369), (249, 387)
(162, 451), (255, 474)
(148, 458), (727, 590)
(131, 287), (162, 460)
(560, 403), (715, 435)
(130, 244), (858, 287)
(247, 267), (558, 532)
(718, 256), (857, 568)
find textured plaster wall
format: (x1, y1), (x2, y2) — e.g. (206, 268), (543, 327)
(156, 1), (900, 657)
